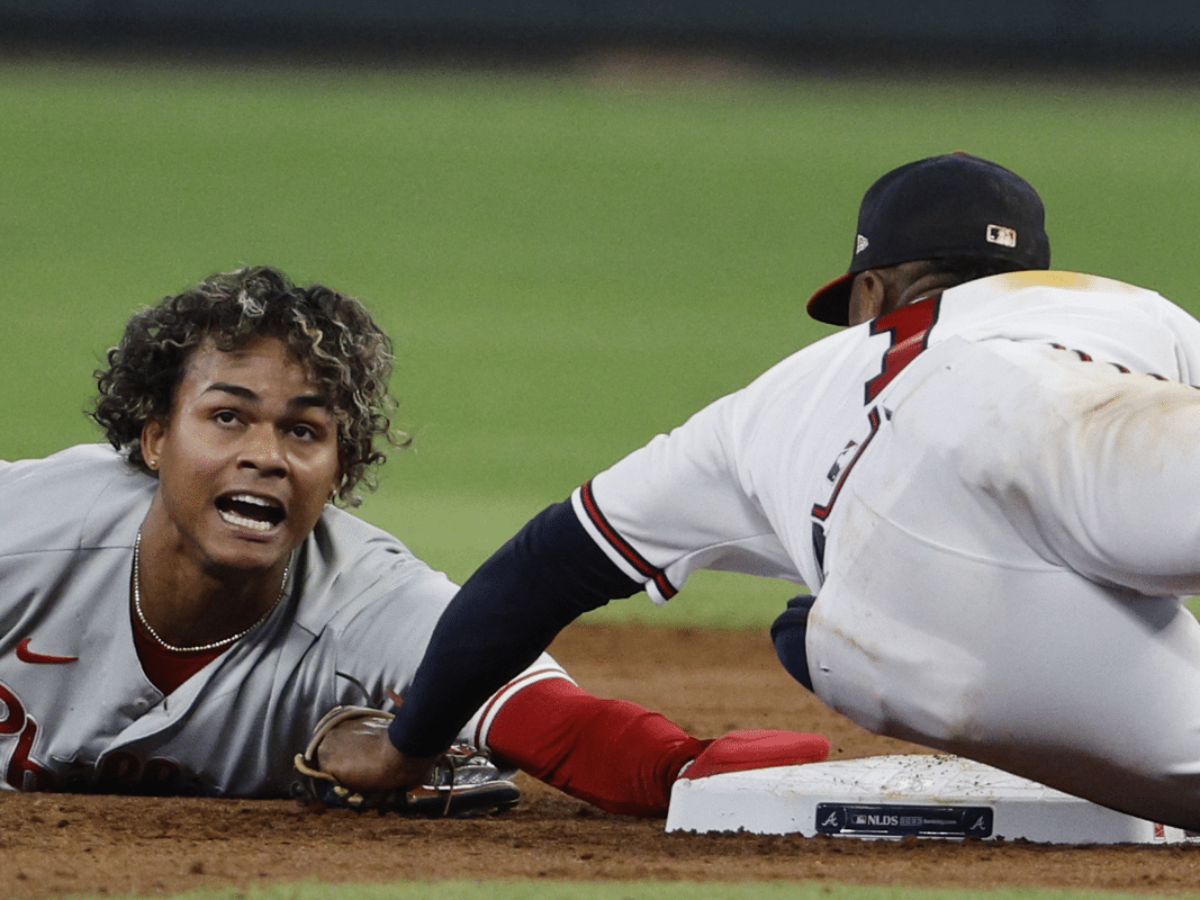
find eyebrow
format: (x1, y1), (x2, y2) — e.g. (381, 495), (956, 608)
(205, 382), (330, 410)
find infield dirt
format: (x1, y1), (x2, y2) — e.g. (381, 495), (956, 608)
(2, 623), (1198, 899)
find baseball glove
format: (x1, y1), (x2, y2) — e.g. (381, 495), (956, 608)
(294, 706), (521, 818)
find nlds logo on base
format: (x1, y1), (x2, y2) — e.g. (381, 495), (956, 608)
(816, 802), (994, 838)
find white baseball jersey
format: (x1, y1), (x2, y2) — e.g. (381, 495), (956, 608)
(574, 270), (1200, 825)
(0, 444), (566, 797)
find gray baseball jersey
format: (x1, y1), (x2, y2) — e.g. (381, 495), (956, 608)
(0, 443), (566, 796)
(570, 270), (1200, 824)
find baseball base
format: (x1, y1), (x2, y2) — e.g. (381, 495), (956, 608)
(666, 754), (1200, 844)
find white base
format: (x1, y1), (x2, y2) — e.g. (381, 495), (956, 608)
(666, 754), (1199, 844)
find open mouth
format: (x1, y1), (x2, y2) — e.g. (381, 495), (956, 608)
(215, 493), (286, 532)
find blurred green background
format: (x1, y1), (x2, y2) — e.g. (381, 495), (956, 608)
(4, 59), (1200, 628)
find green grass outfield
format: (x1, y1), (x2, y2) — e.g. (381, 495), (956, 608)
(6, 57), (1200, 900)
(5, 58), (1200, 629)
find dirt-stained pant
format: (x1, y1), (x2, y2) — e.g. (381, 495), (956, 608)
(810, 336), (1200, 829)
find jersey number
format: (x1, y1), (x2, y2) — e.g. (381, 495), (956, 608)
(864, 295), (940, 403)
(810, 296), (941, 569)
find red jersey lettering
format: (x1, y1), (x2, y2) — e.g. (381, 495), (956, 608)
(864, 295), (941, 403)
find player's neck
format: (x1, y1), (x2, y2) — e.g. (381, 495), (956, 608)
(893, 273), (954, 311)
(133, 520), (291, 651)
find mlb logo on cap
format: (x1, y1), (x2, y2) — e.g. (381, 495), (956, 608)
(987, 224), (1018, 248)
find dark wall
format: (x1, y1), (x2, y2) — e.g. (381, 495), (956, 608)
(5, 1), (1199, 69)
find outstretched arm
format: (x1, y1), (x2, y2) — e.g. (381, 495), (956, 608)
(311, 498), (639, 792)
(307, 501), (831, 807)
(389, 498), (641, 759)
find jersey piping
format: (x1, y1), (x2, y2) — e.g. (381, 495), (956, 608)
(577, 480), (678, 600)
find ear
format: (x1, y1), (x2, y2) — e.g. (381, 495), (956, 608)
(847, 270), (889, 326)
(140, 418), (166, 473)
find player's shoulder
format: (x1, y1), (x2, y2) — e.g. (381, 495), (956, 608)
(0, 443), (152, 555)
(1, 442), (116, 477)
(945, 270), (1177, 314)
(734, 322), (867, 405)
(290, 505), (457, 633)
(0, 443), (143, 495)
(943, 270), (1198, 341)
(310, 504), (415, 563)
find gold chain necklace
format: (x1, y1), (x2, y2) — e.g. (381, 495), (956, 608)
(132, 531), (290, 654)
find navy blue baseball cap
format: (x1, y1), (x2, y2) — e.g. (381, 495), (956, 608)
(806, 153), (1051, 326)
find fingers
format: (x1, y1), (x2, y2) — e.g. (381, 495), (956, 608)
(317, 716), (439, 794)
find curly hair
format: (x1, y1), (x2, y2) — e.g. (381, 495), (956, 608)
(91, 266), (404, 507)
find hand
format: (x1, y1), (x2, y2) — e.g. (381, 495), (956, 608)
(295, 706), (522, 816)
(303, 708), (440, 796)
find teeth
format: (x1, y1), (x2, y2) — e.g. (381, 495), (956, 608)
(219, 508), (274, 532)
(229, 494), (275, 508)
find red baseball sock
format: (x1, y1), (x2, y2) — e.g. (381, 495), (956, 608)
(486, 677), (707, 817)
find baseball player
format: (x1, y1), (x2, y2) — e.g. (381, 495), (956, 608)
(0, 266), (828, 811)
(321, 153), (1200, 829)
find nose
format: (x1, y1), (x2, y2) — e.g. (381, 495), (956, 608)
(238, 425), (288, 476)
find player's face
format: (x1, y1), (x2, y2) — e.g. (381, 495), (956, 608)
(140, 336), (342, 576)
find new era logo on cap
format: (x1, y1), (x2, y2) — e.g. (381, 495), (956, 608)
(855, 234), (869, 254)
(986, 224), (1018, 248)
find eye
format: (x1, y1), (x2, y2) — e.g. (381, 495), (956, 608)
(288, 421), (330, 442)
(213, 409), (240, 425)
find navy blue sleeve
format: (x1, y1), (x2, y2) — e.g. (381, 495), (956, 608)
(388, 498), (641, 758)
